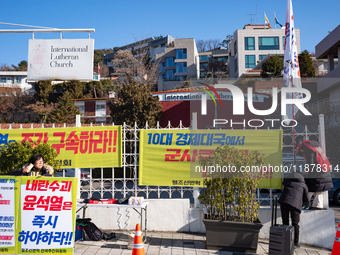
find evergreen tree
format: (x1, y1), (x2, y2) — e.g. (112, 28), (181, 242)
(261, 55), (283, 78)
(33, 81), (53, 104)
(298, 50), (316, 77)
(60, 80), (84, 99)
(12, 60), (28, 71)
(47, 91), (80, 124)
(108, 77), (162, 127)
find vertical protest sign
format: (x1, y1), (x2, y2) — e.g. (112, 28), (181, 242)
(15, 177), (77, 255)
(0, 176), (19, 254)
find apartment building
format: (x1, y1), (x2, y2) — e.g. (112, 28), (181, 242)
(103, 35), (200, 91)
(155, 38), (200, 91)
(228, 24), (300, 78)
(198, 47), (228, 78)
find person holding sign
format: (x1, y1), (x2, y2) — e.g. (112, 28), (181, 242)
(10, 154), (54, 176)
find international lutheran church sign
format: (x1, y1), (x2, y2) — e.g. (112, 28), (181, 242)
(27, 39), (94, 81)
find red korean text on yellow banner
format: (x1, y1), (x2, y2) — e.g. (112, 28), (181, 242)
(0, 126), (122, 168)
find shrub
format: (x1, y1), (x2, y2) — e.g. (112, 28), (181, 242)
(198, 145), (265, 223)
(0, 141), (61, 175)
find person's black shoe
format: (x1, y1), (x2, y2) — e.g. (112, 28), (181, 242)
(294, 243), (300, 249)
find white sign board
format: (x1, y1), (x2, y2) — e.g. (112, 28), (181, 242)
(28, 39), (94, 81)
(156, 91), (269, 102)
(0, 178), (15, 251)
(18, 178), (75, 252)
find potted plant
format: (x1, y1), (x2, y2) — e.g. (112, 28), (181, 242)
(198, 145), (265, 253)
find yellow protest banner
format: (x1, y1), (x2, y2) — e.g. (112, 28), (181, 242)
(139, 130), (283, 188)
(0, 126), (122, 168)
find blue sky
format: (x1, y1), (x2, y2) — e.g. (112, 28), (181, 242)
(0, 0), (339, 67)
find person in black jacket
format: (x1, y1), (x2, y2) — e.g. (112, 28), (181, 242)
(279, 172), (309, 248)
(10, 154), (53, 176)
(295, 140), (333, 209)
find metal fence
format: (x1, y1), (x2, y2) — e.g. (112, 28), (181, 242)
(1, 121), (319, 206)
(75, 122), (319, 206)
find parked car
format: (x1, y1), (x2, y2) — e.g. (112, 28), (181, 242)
(328, 179), (340, 205)
(54, 168), (90, 186)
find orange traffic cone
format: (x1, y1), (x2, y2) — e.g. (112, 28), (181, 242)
(332, 222), (340, 254)
(132, 224), (145, 255)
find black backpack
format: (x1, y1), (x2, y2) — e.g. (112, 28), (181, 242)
(78, 218), (116, 241)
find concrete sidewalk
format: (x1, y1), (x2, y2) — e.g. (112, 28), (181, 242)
(73, 231), (332, 255)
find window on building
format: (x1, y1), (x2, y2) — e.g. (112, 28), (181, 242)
(245, 37), (255, 50)
(166, 57), (175, 67)
(176, 62), (187, 73)
(200, 63), (208, 69)
(259, 55), (267, 61)
(200, 72), (207, 78)
(234, 58), (238, 73)
(200, 55), (208, 61)
(282, 36), (285, 50)
(0, 77), (11, 83)
(166, 70), (175, 80)
(14, 77), (22, 84)
(159, 62), (165, 72)
(96, 104), (106, 110)
(75, 103), (85, 114)
(259, 37), (279, 50)
(234, 41), (237, 55)
(245, 55), (256, 68)
(159, 74), (165, 81)
(214, 57), (228, 62)
(176, 49), (187, 59)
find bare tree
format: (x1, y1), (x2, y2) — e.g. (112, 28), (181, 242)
(101, 64), (110, 77)
(203, 60), (228, 78)
(0, 64), (13, 71)
(196, 39), (222, 52)
(26, 102), (56, 123)
(109, 43), (159, 87)
(196, 39), (209, 52)
(208, 39), (221, 50)
(0, 91), (34, 122)
(110, 50), (138, 70)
